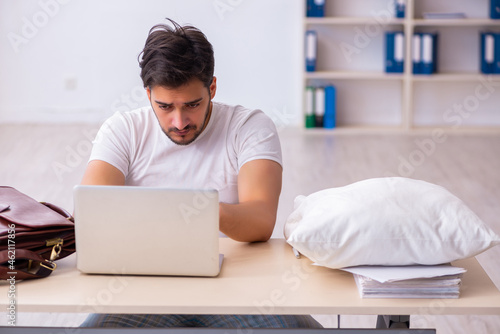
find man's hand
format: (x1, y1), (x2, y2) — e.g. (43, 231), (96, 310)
(219, 159), (282, 242)
(82, 159), (282, 243)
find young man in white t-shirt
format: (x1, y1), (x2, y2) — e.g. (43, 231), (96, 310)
(80, 19), (322, 329)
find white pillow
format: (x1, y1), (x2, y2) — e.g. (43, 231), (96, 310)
(284, 177), (500, 268)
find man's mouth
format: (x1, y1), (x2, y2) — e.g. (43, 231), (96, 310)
(171, 127), (194, 136)
(175, 129), (190, 136)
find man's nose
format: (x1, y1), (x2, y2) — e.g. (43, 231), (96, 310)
(171, 110), (189, 130)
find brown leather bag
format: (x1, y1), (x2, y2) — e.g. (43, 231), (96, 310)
(0, 186), (75, 280)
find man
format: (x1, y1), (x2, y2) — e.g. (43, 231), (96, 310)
(80, 19), (322, 328)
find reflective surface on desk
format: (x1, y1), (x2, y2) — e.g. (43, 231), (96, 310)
(0, 239), (499, 316)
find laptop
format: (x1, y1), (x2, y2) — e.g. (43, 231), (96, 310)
(73, 185), (222, 277)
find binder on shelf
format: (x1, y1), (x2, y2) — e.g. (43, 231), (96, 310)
(395, 0), (405, 19)
(432, 34), (439, 74)
(314, 87), (325, 128)
(491, 0), (500, 19)
(385, 31), (404, 73)
(306, 0), (325, 17)
(306, 0), (314, 17)
(495, 33), (500, 73)
(305, 86), (316, 128)
(412, 33), (422, 74)
(305, 30), (317, 72)
(413, 32), (438, 75)
(421, 33), (438, 75)
(481, 32), (495, 74)
(324, 85), (336, 129)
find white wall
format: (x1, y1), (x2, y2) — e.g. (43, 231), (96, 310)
(0, 0), (303, 127)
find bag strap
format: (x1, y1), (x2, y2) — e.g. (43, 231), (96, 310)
(0, 249), (57, 280)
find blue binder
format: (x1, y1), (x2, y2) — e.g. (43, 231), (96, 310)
(432, 33), (438, 74)
(385, 32), (404, 73)
(306, 0), (313, 17)
(481, 32), (495, 74)
(306, 0), (325, 17)
(495, 33), (500, 73)
(305, 30), (317, 72)
(412, 33), (422, 74)
(324, 85), (336, 129)
(395, 0), (406, 18)
(421, 33), (438, 75)
(491, 0), (500, 19)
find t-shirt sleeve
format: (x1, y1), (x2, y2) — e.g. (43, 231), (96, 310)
(235, 110), (283, 170)
(88, 112), (133, 177)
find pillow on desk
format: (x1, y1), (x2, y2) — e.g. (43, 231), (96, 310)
(284, 177), (500, 268)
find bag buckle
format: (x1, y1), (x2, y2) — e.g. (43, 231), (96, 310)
(40, 260), (57, 271)
(46, 238), (64, 261)
(27, 259), (57, 272)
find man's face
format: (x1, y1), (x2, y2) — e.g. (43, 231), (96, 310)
(147, 77), (216, 145)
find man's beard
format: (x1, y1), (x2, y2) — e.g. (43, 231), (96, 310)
(162, 102), (211, 146)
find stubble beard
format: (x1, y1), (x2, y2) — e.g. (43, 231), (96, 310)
(162, 101), (211, 146)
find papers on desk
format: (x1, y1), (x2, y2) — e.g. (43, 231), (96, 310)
(341, 264), (466, 299)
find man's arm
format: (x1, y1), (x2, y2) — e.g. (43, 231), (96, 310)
(81, 160), (126, 185)
(219, 159), (282, 242)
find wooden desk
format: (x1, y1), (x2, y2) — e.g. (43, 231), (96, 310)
(1, 239), (500, 316)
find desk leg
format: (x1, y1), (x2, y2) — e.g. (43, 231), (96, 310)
(376, 315), (410, 329)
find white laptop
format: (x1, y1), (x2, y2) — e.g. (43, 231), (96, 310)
(73, 185), (222, 277)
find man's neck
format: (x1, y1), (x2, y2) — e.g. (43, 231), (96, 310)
(200, 101), (213, 133)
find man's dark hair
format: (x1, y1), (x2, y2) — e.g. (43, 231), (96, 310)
(138, 19), (214, 89)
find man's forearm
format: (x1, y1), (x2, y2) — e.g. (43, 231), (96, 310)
(219, 201), (276, 242)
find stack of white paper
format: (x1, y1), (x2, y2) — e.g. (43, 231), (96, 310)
(341, 264), (466, 299)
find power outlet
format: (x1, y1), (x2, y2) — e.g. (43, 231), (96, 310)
(64, 75), (78, 91)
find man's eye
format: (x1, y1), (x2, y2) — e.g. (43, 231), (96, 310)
(187, 103), (200, 109)
(159, 105), (171, 110)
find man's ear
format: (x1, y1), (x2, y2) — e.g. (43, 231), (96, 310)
(146, 86), (151, 101)
(209, 77), (217, 99)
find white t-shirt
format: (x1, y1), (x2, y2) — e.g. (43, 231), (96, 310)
(89, 101), (282, 204)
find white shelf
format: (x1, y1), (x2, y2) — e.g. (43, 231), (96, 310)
(298, 125), (407, 134)
(413, 18), (500, 26)
(305, 71), (404, 80)
(302, 0), (500, 131)
(412, 73), (500, 82)
(303, 17), (500, 27)
(307, 72), (500, 82)
(305, 17), (405, 25)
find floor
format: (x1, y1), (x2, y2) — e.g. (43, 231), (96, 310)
(1, 123), (499, 332)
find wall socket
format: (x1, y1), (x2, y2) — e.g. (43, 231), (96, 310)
(64, 75), (78, 91)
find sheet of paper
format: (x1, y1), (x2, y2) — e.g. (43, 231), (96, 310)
(340, 264), (466, 283)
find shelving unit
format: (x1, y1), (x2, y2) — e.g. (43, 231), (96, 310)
(302, 0), (500, 131)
